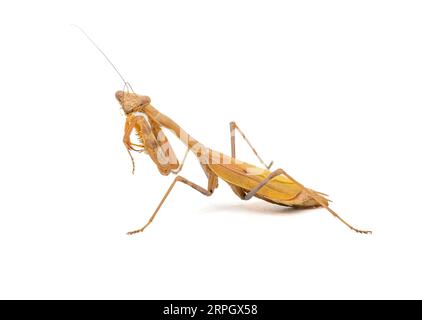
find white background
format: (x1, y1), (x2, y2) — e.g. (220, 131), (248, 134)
(0, 1), (421, 299)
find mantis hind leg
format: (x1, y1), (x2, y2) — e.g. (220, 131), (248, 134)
(127, 172), (218, 235)
(240, 168), (372, 234)
(229, 121), (273, 169)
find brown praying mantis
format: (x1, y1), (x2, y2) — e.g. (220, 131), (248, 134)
(75, 26), (371, 235)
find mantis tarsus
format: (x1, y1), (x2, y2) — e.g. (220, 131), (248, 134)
(76, 26), (372, 235)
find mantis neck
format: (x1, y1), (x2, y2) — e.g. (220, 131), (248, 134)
(143, 104), (207, 157)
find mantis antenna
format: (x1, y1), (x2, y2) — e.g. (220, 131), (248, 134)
(71, 24), (134, 92)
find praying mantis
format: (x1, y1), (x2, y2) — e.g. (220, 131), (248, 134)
(75, 26), (371, 235)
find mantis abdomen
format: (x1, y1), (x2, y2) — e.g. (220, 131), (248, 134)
(207, 152), (329, 208)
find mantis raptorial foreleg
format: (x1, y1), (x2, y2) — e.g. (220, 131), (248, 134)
(230, 121), (273, 169)
(171, 146), (189, 174)
(127, 173), (218, 235)
(125, 115), (182, 175)
(242, 167), (371, 234)
(148, 116), (179, 171)
(125, 114), (192, 175)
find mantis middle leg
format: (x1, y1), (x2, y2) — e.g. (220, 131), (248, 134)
(127, 171), (218, 235)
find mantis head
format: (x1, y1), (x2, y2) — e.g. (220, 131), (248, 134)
(72, 26), (151, 115)
(115, 91), (151, 114)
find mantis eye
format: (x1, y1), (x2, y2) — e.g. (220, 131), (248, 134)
(115, 90), (124, 102)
